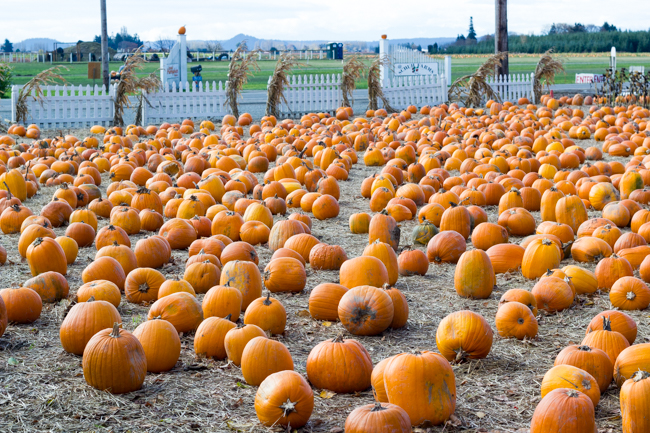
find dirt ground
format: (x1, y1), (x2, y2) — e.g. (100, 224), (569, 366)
(0, 116), (644, 433)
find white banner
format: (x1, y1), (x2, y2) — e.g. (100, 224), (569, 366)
(575, 73), (604, 84)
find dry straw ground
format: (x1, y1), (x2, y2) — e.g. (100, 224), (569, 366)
(0, 113), (643, 433)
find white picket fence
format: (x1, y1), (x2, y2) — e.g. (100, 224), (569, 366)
(487, 73), (535, 103)
(142, 81), (230, 125)
(268, 74), (342, 116)
(381, 74), (448, 110)
(11, 84), (115, 128)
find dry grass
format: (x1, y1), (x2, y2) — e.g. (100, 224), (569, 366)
(265, 54), (305, 118)
(15, 65), (68, 125)
(0, 117), (641, 432)
(225, 43), (260, 119)
(533, 50), (565, 103)
(114, 49), (161, 127)
(367, 55), (395, 112)
(448, 52), (508, 107)
(341, 56), (366, 108)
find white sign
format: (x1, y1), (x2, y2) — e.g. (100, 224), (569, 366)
(575, 74), (604, 84)
(161, 34), (187, 87)
(395, 62), (439, 76)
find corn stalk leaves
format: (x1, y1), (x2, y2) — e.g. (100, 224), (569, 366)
(341, 55), (366, 108)
(448, 52), (508, 107)
(367, 55), (396, 112)
(113, 48), (161, 127)
(225, 42), (260, 119)
(15, 65), (68, 125)
(533, 49), (565, 103)
(265, 54), (306, 118)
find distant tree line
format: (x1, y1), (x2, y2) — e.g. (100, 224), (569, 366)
(444, 23), (650, 54)
(93, 27), (143, 51)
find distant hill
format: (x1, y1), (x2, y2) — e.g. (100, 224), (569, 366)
(13, 38), (60, 52)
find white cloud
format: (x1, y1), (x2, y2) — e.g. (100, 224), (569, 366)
(1, 0), (648, 43)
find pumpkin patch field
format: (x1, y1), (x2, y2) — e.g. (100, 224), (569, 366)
(2, 97), (650, 432)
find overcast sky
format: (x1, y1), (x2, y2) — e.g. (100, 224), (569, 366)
(2, 0), (648, 43)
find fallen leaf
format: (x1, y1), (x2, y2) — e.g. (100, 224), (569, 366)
(320, 390), (336, 399)
(7, 357), (19, 366)
(296, 310), (310, 317)
(476, 411), (486, 419)
(322, 321), (332, 327)
(236, 382), (250, 389)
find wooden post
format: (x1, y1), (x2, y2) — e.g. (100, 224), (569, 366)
(495, 0), (508, 76)
(100, 0), (110, 90)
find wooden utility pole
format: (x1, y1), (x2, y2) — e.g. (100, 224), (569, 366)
(100, 0), (110, 90)
(495, 0), (508, 76)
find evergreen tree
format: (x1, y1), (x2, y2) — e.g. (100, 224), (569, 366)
(1, 39), (13, 53)
(467, 17), (477, 41)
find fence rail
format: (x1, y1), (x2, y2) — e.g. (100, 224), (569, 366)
(143, 80), (230, 125)
(10, 84), (115, 128)
(268, 74), (342, 116)
(381, 74), (448, 110)
(487, 73), (535, 103)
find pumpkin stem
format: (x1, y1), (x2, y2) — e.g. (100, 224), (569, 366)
(627, 291), (636, 300)
(139, 283), (150, 293)
(332, 333), (345, 343)
(632, 371), (650, 382)
(370, 402), (386, 412)
(224, 314), (232, 321)
(263, 293), (272, 306)
(32, 237), (44, 247)
(3, 182), (13, 199)
(279, 399), (297, 416)
(601, 316), (612, 332)
(109, 322), (121, 338)
(455, 348), (468, 363)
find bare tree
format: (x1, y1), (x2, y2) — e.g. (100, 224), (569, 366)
(155, 36), (174, 57)
(204, 40), (223, 60)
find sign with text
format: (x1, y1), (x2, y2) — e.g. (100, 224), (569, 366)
(575, 73), (604, 84)
(395, 62), (439, 76)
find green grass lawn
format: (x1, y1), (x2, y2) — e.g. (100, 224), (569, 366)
(4, 54), (650, 97)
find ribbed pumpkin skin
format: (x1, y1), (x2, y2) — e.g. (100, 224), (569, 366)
(263, 257), (306, 293)
(486, 243), (525, 274)
(82, 324), (147, 394)
(133, 319), (181, 373)
(241, 337), (294, 386)
(344, 403), (411, 433)
(426, 231), (466, 264)
(383, 351), (456, 426)
(531, 277), (574, 313)
(244, 295), (286, 335)
(368, 212), (401, 251)
(371, 356), (394, 402)
(224, 324), (266, 366)
(23, 271), (69, 303)
(614, 344), (650, 387)
(339, 256), (389, 289)
(254, 370), (314, 428)
(454, 250), (494, 299)
(306, 337), (372, 393)
(26, 237), (67, 277)
(495, 302), (538, 340)
(219, 260), (263, 310)
(621, 371), (650, 433)
(529, 388), (596, 433)
(436, 310), (493, 362)
(194, 316), (236, 360)
(363, 241), (399, 286)
(541, 364), (601, 407)
(338, 286), (394, 336)
(202, 285), (242, 320)
(308, 283), (348, 321)
(124, 268), (165, 303)
(586, 310), (637, 345)
(147, 292), (203, 333)
(582, 319), (630, 365)
(499, 288), (538, 316)
(60, 300), (121, 355)
(522, 238), (561, 280)
(0, 287), (42, 323)
(82, 256), (126, 291)
(555, 345), (613, 393)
